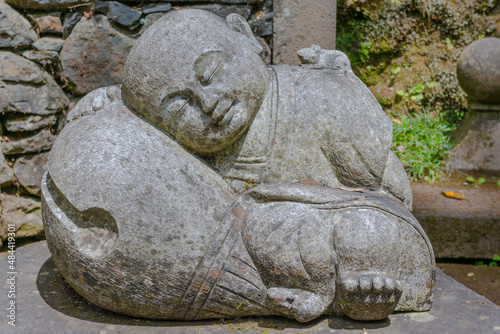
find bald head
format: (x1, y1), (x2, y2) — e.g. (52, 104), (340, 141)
(122, 9), (270, 155)
(122, 9), (263, 121)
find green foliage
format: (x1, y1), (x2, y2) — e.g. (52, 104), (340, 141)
(466, 176), (486, 188)
(336, 0), (498, 122)
(396, 82), (437, 104)
(336, 19), (370, 70)
(475, 254), (500, 267)
(391, 112), (454, 182)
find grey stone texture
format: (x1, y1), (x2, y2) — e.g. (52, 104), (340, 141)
(20, 50), (59, 66)
(43, 10), (434, 323)
(3, 114), (58, 132)
(5, 0), (93, 10)
(62, 12), (82, 39)
(123, 0), (260, 3)
(0, 151), (13, 188)
(449, 37), (500, 173)
(0, 1), (38, 48)
(0, 194), (43, 246)
(457, 37), (500, 103)
(94, 1), (142, 30)
(5, 236), (498, 333)
(0, 52), (69, 115)
(250, 12), (273, 37)
(140, 5), (252, 35)
(60, 15), (135, 95)
(273, 0), (336, 65)
(412, 181), (500, 259)
(187, 4), (251, 20)
(14, 152), (48, 196)
(33, 37), (65, 52)
(142, 3), (171, 14)
(2, 129), (56, 155)
(447, 108), (500, 172)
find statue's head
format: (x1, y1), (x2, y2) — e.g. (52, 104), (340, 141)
(122, 9), (269, 155)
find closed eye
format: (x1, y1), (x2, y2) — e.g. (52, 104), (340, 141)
(194, 50), (227, 86)
(162, 94), (191, 117)
(202, 61), (223, 86)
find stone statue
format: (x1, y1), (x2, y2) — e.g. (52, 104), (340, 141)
(42, 9), (435, 323)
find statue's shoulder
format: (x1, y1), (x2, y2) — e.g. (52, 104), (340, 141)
(66, 85), (123, 124)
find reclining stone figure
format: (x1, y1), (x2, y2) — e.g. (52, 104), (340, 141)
(42, 9), (435, 323)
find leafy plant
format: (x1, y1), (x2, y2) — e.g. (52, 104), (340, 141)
(397, 82), (438, 105)
(391, 112), (454, 182)
(475, 254), (500, 267)
(466, 176), (486, 188)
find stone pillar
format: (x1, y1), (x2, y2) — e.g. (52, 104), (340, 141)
(273, 0), (336, 65)
(447, 37), (500, 172)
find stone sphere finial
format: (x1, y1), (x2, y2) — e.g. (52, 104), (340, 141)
(457, 37), (500, 103)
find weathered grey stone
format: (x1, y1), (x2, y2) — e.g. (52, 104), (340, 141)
(2, 129), (55, 155)
(21, 50), (59, 66)
(0, 51), (44, 85)
(94, 1), (142, 30)
(412, 181), (500, 259)
(142, 3), (171, 14)
(2, 241), (499, 334)
(5, 0), (93, 10)
(60, 15), (135, 95)
(250, 12), (273, 37)
(256, 36), (271, 64)
(62, 12), (81, 39)
(33, 37), (64, 52)
(273, 0), (336, 65)
(0, 82), (69, 115)
(140, 12), (166, 33)
(0, 52), (69, 115)
(34, 14), (63, 34)
(0, 2), (38, 48)
(457, 37), (500, 103)
(14, 152), (48, 196)
(1, 194), (43, 242)
(3, 114), (58, 132)
(185, 4), (251, 20)
(43, 10), (434, 324)
(0, 151), (13, 188)
(121, 0), (260, 3)
(141, 5), (250, 34)
(447, 108), (500, 172)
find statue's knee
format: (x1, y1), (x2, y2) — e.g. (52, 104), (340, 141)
(333, 208), (401, 270)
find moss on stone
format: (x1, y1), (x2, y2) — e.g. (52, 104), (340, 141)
(337, 0), (499, 123)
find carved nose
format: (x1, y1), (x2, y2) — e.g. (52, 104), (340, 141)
(193, 87), (218, 114)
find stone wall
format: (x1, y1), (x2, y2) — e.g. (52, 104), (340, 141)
(0, 0), (276, 246)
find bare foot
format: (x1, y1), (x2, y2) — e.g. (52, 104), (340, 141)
(266, 287), (332, 322)
(338, 273), (403, 321)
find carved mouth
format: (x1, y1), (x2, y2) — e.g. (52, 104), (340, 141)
(217, 107), (236, 127)
(210, 99), (234, 126)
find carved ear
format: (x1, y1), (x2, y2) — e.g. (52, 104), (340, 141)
(226, 13), (263, 54)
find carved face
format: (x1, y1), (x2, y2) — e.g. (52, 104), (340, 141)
(122, 9), (270, 155)
(159, 47), (269, 155)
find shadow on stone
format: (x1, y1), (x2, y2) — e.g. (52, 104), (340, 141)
(36, 256), (326, 330)
(328, 316), (391, 330)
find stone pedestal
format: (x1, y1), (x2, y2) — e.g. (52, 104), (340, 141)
(447, 37), (500, 173)
(1, 241), (499, 334)
(447, 103), (500, 172)
(273, 0), (336, 65)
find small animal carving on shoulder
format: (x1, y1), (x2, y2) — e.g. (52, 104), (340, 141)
(297, 45), (351, 71)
